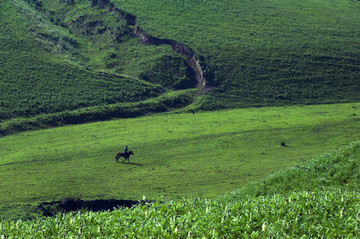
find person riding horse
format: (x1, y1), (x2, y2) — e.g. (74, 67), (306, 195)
(115, 146), (134, 163)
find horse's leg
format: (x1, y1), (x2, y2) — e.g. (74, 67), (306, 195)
(121, 157), (126, 163)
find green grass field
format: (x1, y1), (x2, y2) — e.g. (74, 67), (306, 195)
(1, 102), (359, 219)
(1, 0), (360, 236)
(1, 135), (360, 237)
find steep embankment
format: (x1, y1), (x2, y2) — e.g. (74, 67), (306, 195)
(89, 0), (207, 89)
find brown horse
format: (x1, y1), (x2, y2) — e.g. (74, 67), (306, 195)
(115, 151), (134, 163)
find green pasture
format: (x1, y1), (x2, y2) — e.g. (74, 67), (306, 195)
(1, 0), (360, 234)
(1, 141), (360, 237)
(1, 102), (359, 219)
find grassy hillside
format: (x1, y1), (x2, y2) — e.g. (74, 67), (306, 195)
(0, 0), (192, 133)
(113, 0), (360, 108)
(0, 0), (166, 119)
(1, 142), (359, 237)
(1, 0), (360, 134)
(0, 102), (359, 219)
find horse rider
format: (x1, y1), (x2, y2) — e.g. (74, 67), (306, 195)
(124, 146), (128, 154)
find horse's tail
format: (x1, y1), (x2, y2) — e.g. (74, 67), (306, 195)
(115, 152), (121, 162)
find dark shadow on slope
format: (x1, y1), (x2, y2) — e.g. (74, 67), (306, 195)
(36, 198), (152, 217)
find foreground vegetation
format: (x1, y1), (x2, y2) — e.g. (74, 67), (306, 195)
(1, 142), (359, 237)
(1, 102), (359, 220)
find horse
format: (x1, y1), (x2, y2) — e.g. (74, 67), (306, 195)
(115, 151), (134, 163)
